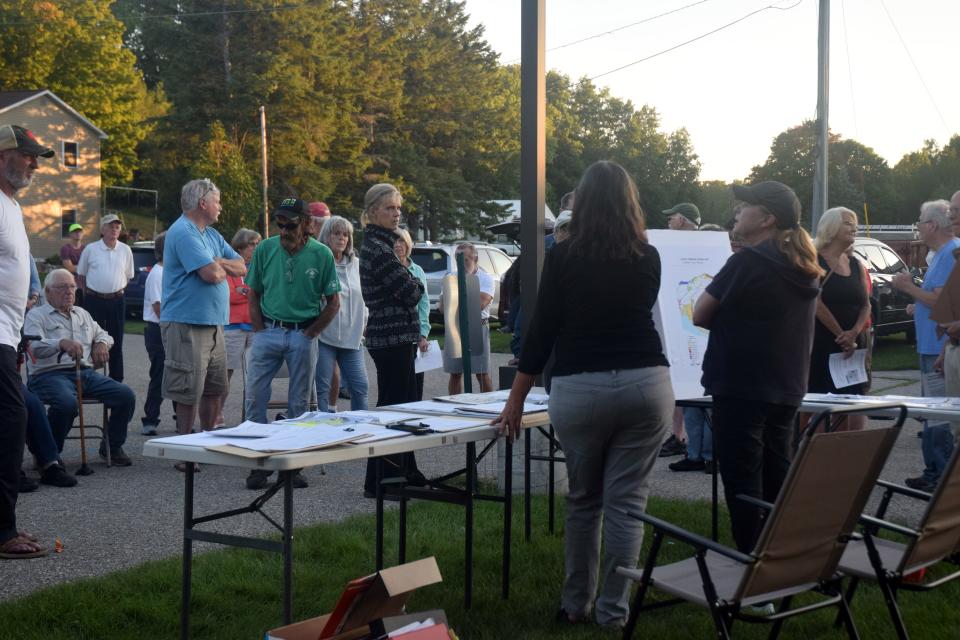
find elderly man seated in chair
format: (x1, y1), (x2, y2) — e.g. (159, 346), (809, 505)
(23, 269), (136, 466)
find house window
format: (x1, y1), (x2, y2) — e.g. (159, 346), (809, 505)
(62, 141), (78, 168)
(61, 209), (77, 238)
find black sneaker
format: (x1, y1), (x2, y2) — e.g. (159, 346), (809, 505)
(905, 476), (936, 492)
(108, 447), (133, 467)
(246, 469), (273, 490)
(18, 470), (39, 493)
(703, 460), (716, 474)
(669, 457), (706, 472)
(40, 463), (78, 488)
(658, 435), (687, 458)
(291, 471), (308, 489)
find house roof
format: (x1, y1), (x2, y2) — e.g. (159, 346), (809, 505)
(0, 89), (108, 139)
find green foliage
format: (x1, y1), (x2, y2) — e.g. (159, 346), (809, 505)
(0, 0), (156, 186)
(189, 121), (261, 237)
(892, 136), (960, 215)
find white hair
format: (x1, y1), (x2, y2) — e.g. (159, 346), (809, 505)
(180, 178), (220, 212)
(814, 207), (857, 250)
(920, 199), (951, 230)
(44, 268), (75, 290)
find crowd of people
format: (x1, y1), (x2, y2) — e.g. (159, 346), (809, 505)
(3, 121), (960, 632)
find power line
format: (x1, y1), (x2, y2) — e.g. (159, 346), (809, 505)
(588, 0), (804, 81)
(839, 0), (859, 139)
(877, 0), (951, 136)
(504, 0), (713, 65)
(0, 1), (324, 27)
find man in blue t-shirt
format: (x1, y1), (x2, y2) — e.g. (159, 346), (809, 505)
(892, 199), (960, 492)
(160, 179), (246, 444)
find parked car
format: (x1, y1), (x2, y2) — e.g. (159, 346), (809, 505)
(125, 240), (158, 319)
(410, 242), (514, 323)
(851, 236), (920, 340)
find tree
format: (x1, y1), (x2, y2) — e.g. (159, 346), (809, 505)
(0, 0), (156, 185)
(190, 121), (260, 237)
(892, 136), (960, 216)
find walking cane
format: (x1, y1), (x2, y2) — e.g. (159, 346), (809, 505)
(75, 358), (94, 476)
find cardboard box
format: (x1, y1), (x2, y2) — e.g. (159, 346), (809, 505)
(266, 557), (443, 640)
(368, 610), (448, 637)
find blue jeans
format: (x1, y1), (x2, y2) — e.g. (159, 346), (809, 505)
(28, 368), (135, 452)
(142, 321), (167, 426)
(683, 407), (713, 462)
(315, 342), (368, 412)
(244, 327), (318, 423)
(22, 384), (60, 468)
(919, 354), (954, 482)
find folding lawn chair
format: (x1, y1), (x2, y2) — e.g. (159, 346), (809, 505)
(617, 403), (907, 640)
(837, 439), (960, 640)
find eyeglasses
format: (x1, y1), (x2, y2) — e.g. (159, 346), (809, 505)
(275, 220), (300, 231)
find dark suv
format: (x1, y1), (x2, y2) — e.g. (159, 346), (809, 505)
(851, 237), (919, 340)
(125, 241), (158, 319)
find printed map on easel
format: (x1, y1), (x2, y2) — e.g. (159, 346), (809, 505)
(647, 230), (733, 400)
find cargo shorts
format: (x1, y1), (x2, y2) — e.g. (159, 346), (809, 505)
(160, 322), (227, 405)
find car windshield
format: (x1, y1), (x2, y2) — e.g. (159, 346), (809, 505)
(133, 249), (156, 272)
(411, 249), (448, 273)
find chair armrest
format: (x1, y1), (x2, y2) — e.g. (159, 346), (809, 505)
(876, 479), (932, 502)
(859, 514), (919, 539)
(807, 403), (908, 433)
(735, 494), (774, 511)
(621, 508), (754, 565)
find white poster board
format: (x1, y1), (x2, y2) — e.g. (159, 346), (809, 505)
(647, 230), (733, 400)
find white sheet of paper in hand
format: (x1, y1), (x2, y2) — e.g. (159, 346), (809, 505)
(828, 349), (868, 390)
(415, 339), (443, 373)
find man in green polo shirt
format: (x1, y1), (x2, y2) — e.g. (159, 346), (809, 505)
(244, 198), (341, 489)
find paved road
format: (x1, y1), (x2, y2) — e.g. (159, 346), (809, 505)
(3, 335), (932, 602)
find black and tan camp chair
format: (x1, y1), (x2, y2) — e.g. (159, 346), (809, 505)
(837, 441), (960, 640)
(617, 403), (907, 640)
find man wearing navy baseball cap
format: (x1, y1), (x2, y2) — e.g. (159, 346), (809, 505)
(243, 198), (341, 490)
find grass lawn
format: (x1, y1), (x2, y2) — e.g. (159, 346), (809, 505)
(872, 332), (919, 371)
(1, 496), (957, 639)
(125, 318), (145, 336)
(430, 322), (513, 355)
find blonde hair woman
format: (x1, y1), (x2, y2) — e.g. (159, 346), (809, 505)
(693, 180), (823, 553)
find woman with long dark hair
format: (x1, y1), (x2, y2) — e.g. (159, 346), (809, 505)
(496, 161), (673, 628)
(694, 181), (822, 553)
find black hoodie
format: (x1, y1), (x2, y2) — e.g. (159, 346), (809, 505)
(701, 239), (820, 406)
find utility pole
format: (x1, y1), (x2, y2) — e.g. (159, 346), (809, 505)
(520, 0), (546, 340)
(259, 106), (269, 238)
(811, 0), (830, 234)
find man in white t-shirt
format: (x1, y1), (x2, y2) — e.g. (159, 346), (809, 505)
(443, 242), (495, 393)
(76, 213), (134, 382)
(0, 124), (54, 559)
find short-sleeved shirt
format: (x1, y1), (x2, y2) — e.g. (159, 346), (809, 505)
(246, 237), (340, 323)
(160, 213), (241, 325)
(76, 239), (134, 293)
(476, 268), (496, 320)
(0, 191), (29, 348)
(143, 264), (163, 323)
(916, 238), (960, 355)
(60, 243), (83, 267)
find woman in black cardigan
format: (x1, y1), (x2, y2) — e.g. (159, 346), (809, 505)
(359, 183), (425, 497)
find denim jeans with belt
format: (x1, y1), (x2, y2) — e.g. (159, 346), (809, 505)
(243, 326), (318, 423)
(549, 366), (673, 626)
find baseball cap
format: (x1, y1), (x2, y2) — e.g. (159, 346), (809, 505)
(732, 181), (801, 230)
(662, 203), (701, 226)
(554, 210), (572, 231)
(308, 201), (331, 218)
(276, 197), (309, 219)
(68, 223), (83, 232)
(100, 214), (121, 227)
(0, 125), (55, 158)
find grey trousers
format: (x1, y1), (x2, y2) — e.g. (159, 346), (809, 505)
(549, 366), (673, 625)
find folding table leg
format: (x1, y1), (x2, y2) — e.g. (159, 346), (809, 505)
(548, 425), (556, 534)
(399, 493), (407, 565)
(282, 470), (294, 625)
(375, 459), (384, 570)
(524, 428), (532, 541)
(180, 463), (195, 640)
(502, 435), (513, 599)
(464, 441), (476, 609)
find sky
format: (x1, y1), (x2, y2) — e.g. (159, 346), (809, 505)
(461, 0), (959, 182)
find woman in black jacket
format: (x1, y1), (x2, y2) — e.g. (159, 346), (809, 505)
(359, 183), (425, 497)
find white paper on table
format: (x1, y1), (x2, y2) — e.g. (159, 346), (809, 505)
(337, 410), (426, 425)
(228, 425), (373, 453)
(434, 390), (511, 404)
(415, 339), (443, 373)
(828, 349), (869, 390)
(390, 400), (467, 414)
(406, 416), (491, 432)
(148, 432), (263, 448)
(452, 401), (547, 416)
(276, 412), (361, 426)
(212, 421), (295, 438)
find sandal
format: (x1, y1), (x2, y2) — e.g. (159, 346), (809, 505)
(0, 534), (47, 559)
(174, 462), (201, 472)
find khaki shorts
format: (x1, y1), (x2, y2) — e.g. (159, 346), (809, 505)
(161, 322), (227, 405)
